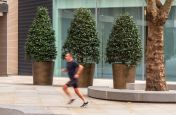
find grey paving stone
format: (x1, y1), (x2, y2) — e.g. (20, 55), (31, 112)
(1, 76), (176, 115)
(0, 108), (23, 115)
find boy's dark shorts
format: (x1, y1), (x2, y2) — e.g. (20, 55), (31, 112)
(66, 79), (78, 88)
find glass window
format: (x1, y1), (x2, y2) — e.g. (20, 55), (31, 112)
(165, 6), (176, 81)
(54, 0), (146, 80)
(57, 0), (97, 77)
(97, 7), (145, 79)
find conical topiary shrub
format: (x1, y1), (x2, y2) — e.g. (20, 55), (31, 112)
(25, 6), (57, 85)
(62, 8), (100, 87)
(106, 14), (142, 89)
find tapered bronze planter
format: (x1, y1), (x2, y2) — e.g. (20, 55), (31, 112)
(112, 64), (136, 89)
(112, 64), (127, 89)
(78, 63), (95, 87)
(33, 61), (54, 85)
(126, 65), (136, 83)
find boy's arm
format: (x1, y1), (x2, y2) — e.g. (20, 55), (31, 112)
(61, 68), (68, 73)
(74, 64), (84, 78)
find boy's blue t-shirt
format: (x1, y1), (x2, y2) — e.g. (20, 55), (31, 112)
(66, 61), (79, 80)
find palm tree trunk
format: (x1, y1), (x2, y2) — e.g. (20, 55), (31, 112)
(146, 22), (167, 91)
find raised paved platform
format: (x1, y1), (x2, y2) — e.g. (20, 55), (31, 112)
(88, 82), (176, 102)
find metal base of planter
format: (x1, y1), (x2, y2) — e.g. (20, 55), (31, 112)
(112, 64), (136, 89)
(126, 66), (136, 83)
(33, 61), (54, 85)
(79, 63), (95, 88)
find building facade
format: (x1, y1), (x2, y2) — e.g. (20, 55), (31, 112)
(0, 0), (52, 76)
(18, 0), (52, 75)
(1, 0), (176, 81)
(53, 0), (176, 81)
(0, 0), (18, 75)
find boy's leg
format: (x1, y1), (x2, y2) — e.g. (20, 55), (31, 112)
(74, 88), (85, 102)
(63, 82), (75, 104)
(74, 88), (89, 107)
(72, 79), (88, 102)
(63, 84), (71, 98)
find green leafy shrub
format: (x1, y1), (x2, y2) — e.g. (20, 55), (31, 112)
(62, 8), (100, 63)
(25, 6), (57, 61)
(106, 14), (142, 65)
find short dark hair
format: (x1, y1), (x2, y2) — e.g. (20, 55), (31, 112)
(66, 52), (73, 57)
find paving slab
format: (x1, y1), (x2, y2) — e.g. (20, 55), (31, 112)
(0, 76), (175, 115)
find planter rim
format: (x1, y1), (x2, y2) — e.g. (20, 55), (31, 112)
(33, 60), (54, 62)
(112, 63), (136, 66)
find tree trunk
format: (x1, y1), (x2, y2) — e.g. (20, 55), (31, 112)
(146, 0), (173, 91)
(145, 22), (167, 91)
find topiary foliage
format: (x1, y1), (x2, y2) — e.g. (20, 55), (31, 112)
(62, 8), (100, 63)
(106, 14), (142, 65)
(25, 6), (57, 61)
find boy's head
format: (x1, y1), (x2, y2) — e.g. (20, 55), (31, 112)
(65, 53), (73, 62)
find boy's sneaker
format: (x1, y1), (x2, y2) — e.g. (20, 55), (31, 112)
(80, 102), (88, 107)
(67, 99), (75, 104)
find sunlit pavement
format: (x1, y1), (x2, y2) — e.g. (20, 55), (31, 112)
(0, 76), (175, 115)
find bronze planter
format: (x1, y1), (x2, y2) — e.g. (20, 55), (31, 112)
(112, 64), (136, 89)
(112, 63), (127, 89)
(126, 65), (136, 83)
(78, 63), (95, 87)
(32, 61), (54, 85)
